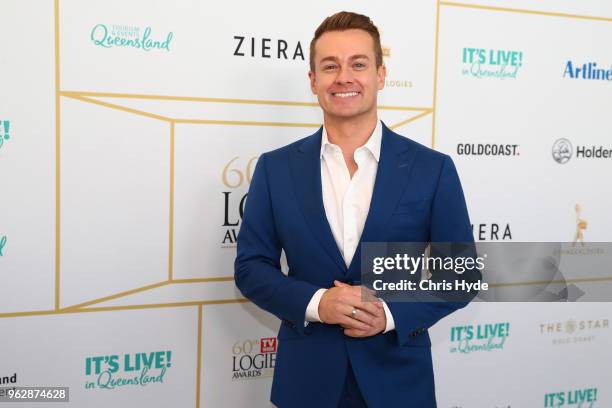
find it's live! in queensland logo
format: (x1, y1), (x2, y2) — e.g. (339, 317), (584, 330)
(84, 350), (172, 390)
(544, 387), (598, 407)
(91, 24), (173, 51)
(462, 47), (523, 79)
(449, 322), (510, 353)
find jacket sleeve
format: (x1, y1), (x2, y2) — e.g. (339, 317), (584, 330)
(234, 153), (320, 335)
(387, 155), (481, 346)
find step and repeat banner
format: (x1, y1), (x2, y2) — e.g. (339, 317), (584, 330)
(1, 0), (611, 407)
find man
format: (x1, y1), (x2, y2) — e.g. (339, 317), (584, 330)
(235, 11), (476, 408)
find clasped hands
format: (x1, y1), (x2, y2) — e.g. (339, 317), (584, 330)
(318, 280), (386, 338)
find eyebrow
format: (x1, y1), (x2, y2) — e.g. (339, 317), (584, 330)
(319, 55), (371, 65)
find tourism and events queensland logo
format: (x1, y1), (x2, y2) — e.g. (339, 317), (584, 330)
(449, 322), (510, 353)
(231, 337), (277, 381)
(90, 24), (173, 51)
(0, 120), (11, 150)
(544, 387), (598, 407)
(84, 350), (172, 390)
(462, 47), (523, 79)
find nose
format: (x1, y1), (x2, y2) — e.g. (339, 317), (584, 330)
(334, 65), (353, 85)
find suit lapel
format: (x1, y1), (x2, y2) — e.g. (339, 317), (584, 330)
(347, 123), (419, 277)
(290, 128), (347, 272)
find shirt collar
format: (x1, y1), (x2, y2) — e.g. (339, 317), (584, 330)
(320, 119), (382, 162)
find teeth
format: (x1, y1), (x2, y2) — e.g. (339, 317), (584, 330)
(334, 92), (358, 98)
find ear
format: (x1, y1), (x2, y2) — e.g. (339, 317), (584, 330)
(377, 64), (387, 91)
(308, 70), (317, 95)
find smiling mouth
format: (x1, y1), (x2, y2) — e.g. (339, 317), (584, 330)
(332, 91), (360, 98)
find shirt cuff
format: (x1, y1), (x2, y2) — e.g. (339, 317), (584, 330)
(381, 300), (396, 333)
(304, 288), (327, 326)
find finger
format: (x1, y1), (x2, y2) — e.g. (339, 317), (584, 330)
(351, 309), (376, 327)
(338, 315), (374, 331)
(343, 328), (370, 338)
(355, 301), (384, 318)
(334, 280), (351, 288)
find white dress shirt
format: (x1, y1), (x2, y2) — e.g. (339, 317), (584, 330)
(305, 119), (395, 333)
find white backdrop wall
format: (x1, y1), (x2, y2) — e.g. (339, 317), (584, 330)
(1, 0), (611, 407)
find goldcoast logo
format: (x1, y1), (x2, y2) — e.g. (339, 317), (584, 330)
(0, 120), (11, 150)
(462, 47), (523, 79)
(90, 24), (173, 52)
(84, 350), (172, 390)
(221, 156), (257, 247)
(231, 337), (277, 381)
(449, 322), (510, 353)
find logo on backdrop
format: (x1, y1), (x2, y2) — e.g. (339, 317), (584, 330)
(539, 318), (608, 346)
(84, 350), (172, 390)
(563, 60), (612, 81)
(471, 223), (512, 241)
(462, 47), (523, 79)
(0, 372), (17, 387)
(233, 36), (305, 60)
(552, 138), (572, 164)
(449, 322), (510, 353)
(231, 337), (277, 380)
(381, 46), (414, 89)
(221, 156), (257, 247)
(552, 138), (612, 163)
(0, 120), (11, 150)
(457, 143), (520, 156)
(90, 24), (173, 51)
(544, 387), (598, 407)
(0, 235), (6, 257)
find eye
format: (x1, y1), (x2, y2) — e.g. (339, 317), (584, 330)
(354, 62), (366, 69)
(323, 64), (338, 71)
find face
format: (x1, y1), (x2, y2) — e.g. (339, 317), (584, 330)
(309, 29), (386, 122)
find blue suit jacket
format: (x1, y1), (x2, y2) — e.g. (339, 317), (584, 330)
(235, 122), (475, 408)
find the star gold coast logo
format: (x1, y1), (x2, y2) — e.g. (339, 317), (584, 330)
(231, 337), (277, 381)
(539, 318), (609, 346)
(221, 156), (258, 247)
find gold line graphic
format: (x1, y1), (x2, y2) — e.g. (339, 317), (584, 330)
(196, 305), (203, 408)
(431, 0), (442, 149)
(54, 0), (61, 311)
(440, 2), (612, 22)
(168, 122), (175, 281)
(389, 110), (433, 130)
(172, 118), (321, 127)
(62, 280), (171, 310)
(62, 94), (173, 122)
(170, 277), (235, 284)
(59, 90), (432, 111)
(0, 298), (249, 319)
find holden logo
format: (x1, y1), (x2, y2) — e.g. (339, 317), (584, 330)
(552, 138), (572, 164)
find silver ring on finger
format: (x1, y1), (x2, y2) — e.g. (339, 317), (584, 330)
(351, 308), (358, 319)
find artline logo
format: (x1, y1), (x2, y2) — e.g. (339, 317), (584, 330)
(462, 48), (523, 79)
(221, 156), (257, 247)
(0, 120), (11, 150)
(232, 337), (277, 380)
(449, 322), (510, 353)
(84, 350), (172, 390)
(91, 24), (173, 51)
(0, 235), (6, 256)
(563, 61), (612, 81)
(544, 388), (598, 407)
(471, 223), (512, 241)
(233, 36), (304, 60)
(457, 143), (520, 156)
(539, 318), (608, 346)
(552, 138), (612, 164)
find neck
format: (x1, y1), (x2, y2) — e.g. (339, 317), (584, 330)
(323, 112), (378, 151)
